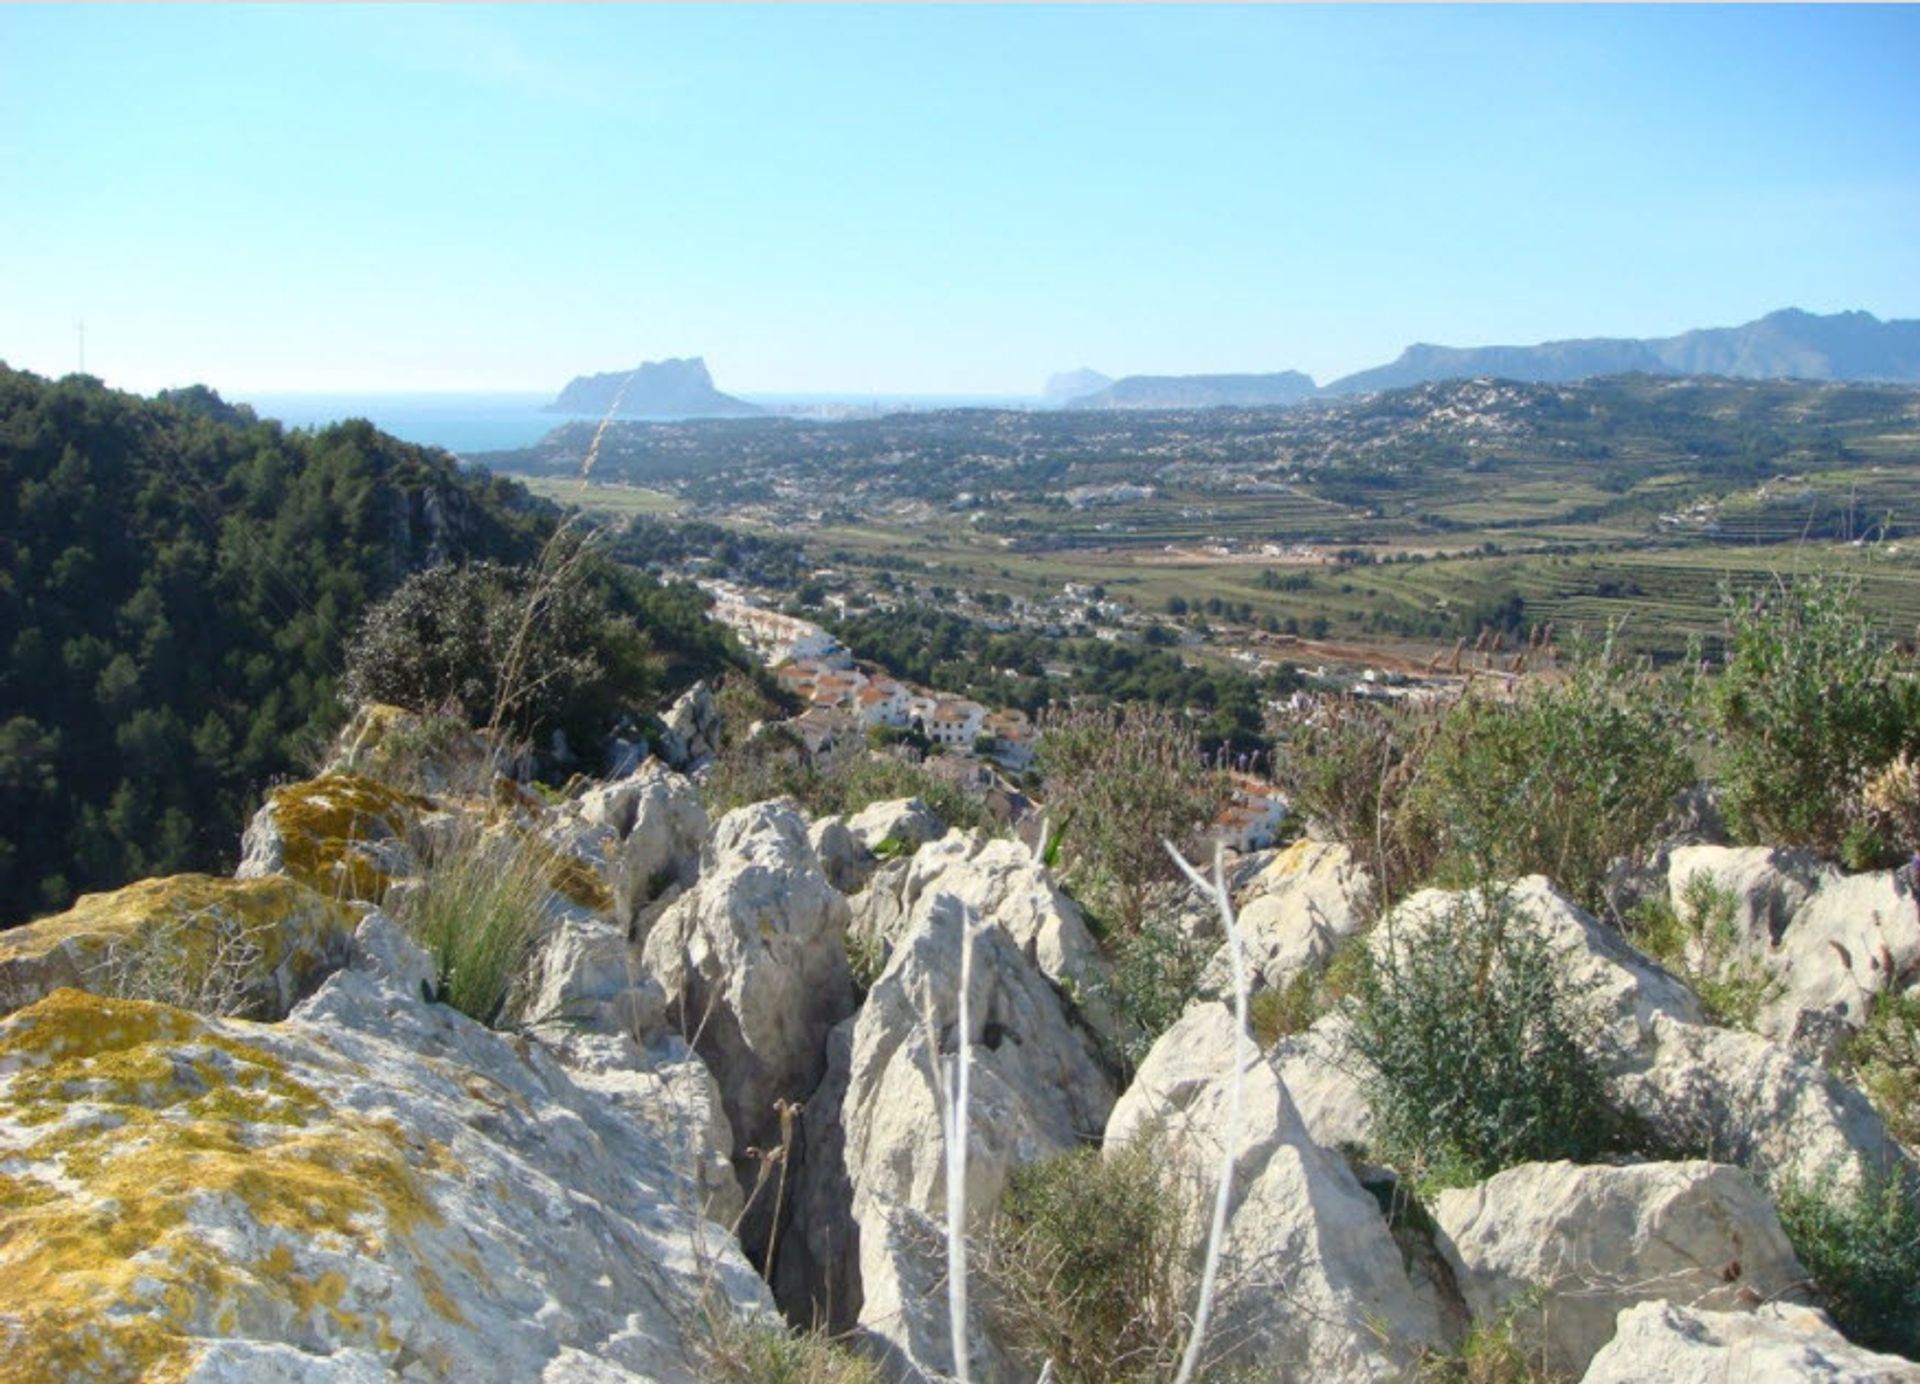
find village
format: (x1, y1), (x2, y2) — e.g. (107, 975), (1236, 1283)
(701, 581), (1290, 854)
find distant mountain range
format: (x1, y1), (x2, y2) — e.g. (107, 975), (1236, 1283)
(547, 357), (763, 419)
(1053, 309), (1920, 409)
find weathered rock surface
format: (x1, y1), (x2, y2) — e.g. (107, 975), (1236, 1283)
(1269, 1012), (1372, 1150)
(553, 762), (709, 936)
(1201, 839), (1369, 996)
(640, 801), (856, 1203)
(1667, 845), (1920, 1055)
(1618, 1013), (1907, 1183)
(846, 798), (946, 857)
(236, 772), (431, 904)
(1432, 1160), (1807, 1376)
(1581, 1301), (1920, 1383)
(809, 816), (869, 895)
(879, 831), (1117, 1047)
(836, 891), (1116, 1381)
(0, 873), (357, 1022)
(0, 913), (771, 1383)
(655, 682), (721, 774)
(1105, 1003), (1452, 1379)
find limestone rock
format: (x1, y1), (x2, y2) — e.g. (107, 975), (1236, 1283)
(236, 772), (429, 904)
(1432, 1160), (1808, 1376)
(1581, 1301), (1920, 1383)
(840, 892), (1116, 1381)
(321, 702), (494, 796)
(846, 797), (946, 857)
(523, 917), (663, 1039)
(810, 816), (870, 895)
(1200, 839), (1370, 996)
(0, 919), (772, 1382)
(656, 682), (721, 773)
(1668, 845), (1920, 1054)
(1618, 1013), (1908, 1184)
(0, 873), (357, 1022)
(1270, 1012), (1372, 1150)
(640, 800), (856, 1200)
(888, 831), (1117, 1048)
(554, 762), (708, 937)
(1105, 1003), (1452, 1379)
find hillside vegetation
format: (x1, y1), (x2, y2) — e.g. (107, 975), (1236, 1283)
(0, 368), (738, 927)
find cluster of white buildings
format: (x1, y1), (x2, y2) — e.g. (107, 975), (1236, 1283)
(1210, 771), (1288, 854)
(771, 659), (1038, 772)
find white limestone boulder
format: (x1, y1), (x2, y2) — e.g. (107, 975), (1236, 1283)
(1581, 1301), (1920, 1383)
(1431, 1160), (1808, 1377)
(840, 891), (1116, 1382)
(1201, 839), (1371, 996)
(1105, 1003), (1453, 1379)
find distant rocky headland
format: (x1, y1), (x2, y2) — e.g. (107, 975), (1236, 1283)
(547, 356), (764, 419)
(1054, 307), (1920, 408)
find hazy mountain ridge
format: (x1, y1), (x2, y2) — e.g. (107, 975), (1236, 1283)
(1066, 309), (1920, 409)
(547, 356), (764, 419)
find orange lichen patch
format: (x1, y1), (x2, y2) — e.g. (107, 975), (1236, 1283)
(547, 850), (614, 914)
(0, 990), (451, 1382)
(416, 1261), (468, 1325)
(265, 773), (432, 902)
(0, 875), (356, 1020)
(1262, 838), (1323, 882)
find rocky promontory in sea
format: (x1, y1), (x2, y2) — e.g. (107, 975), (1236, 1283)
(546, 357), (765, 419)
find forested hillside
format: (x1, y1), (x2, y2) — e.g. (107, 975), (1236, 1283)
(0, 368), (735, 927)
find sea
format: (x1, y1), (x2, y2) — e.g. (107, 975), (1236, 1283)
(237, 390), (1042, 458)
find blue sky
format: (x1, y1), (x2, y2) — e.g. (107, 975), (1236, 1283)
(1, 4), (1915, 396)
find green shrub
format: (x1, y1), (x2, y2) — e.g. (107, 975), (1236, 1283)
(1038, 702), (1228, 935)
(1091, 916), (1212, 1068)
(396, 826), (554, 1027)
(981, 1142), (1196, 1383)
(343, 543), (656, 752)
(1404, 635), (1695, 912)
(1271, 696), (1441, 908)
(1347, 884), (1617, 1189)
(1840, 989), (1920, 1149)
(1772, 1162), (1920, 1359)
(1710, 575), (1919, 859)
(1627, 872), (1781, 1030)
(1247, 936), (1373, 1048)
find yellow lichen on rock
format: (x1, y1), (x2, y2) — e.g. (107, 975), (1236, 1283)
(0, 990), (448, 1383)
(261, 772), (432, 902)
(0, 874), (358, 1022)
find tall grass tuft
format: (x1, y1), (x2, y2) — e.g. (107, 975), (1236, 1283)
(396, 825), (555, 1027)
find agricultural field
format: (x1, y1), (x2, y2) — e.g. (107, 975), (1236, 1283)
(479, 373), (1920, 663)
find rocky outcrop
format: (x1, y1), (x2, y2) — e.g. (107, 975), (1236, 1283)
(655, 682), (723, 774)
(0, 873), (357, 1022)
(1666, 845), (1920, 1058)
(0, 913), (772, 1382)
(1105, 1003), (1452, 1379)
(872, 831), (1117, 1049)
(1582, 1301), (1920, 1383)
(846, 798), (946, 857)
(640, 801), (857, 1211)
(1431, 1160), (1807, 1376)
(1270, 1012), (1372, 1150)
(551, 762), (709, 937)
(833, 891), (1116, 1380)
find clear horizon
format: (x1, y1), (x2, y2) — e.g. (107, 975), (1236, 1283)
(2, 5), (1916, 398)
